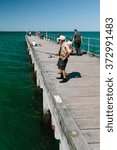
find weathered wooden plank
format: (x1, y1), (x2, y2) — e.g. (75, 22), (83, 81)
(68, 108), (99, 120)
(75, 118), (100, 129)
(63, 96), (99, 104)
(89, 143), (100, 150)
(66, 102), (99, 111)
(82, 129), (100, 143)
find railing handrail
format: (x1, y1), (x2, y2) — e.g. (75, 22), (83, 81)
(83, 36), (100, 40)
(47, 34), (100, 40)
(40, 33), (100, 55)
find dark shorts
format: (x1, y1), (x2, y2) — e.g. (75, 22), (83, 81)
(57, 58), (68, 70)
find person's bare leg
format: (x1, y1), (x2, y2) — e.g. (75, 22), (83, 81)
(56, 69), (63, 79)
(62, 70), (66, 79)
(59, 70), (67, 83)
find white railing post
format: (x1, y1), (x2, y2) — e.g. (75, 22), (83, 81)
(88, 37), (90, 53)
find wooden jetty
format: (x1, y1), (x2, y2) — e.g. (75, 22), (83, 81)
(26, 35), (100, 150)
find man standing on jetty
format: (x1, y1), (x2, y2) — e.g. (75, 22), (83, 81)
(73, 29), (82, 56)
(56, 35), (72, 83)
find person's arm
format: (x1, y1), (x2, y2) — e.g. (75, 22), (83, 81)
(62, 51), (71, 60)
(55, 47), (61, 56)
(62, 44), (72, 60)
(73, 33), (76, 42)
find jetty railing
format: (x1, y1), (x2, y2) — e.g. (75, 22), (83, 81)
(47, 34), (100, 56)
(81, 37), (100, 56)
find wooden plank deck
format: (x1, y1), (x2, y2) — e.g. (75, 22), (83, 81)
(26, 35), (100, 150)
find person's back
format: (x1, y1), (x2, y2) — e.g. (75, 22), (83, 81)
(73, 29), (82, 55)
(74, 30), (81, 43)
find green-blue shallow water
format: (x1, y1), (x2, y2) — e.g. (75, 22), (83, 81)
(0, 32), (58, 150)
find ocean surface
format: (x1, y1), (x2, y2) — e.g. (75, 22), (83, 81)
(0, 31), (100, 150)
(0, 32), (58, 150)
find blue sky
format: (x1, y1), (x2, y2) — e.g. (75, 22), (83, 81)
(0, 0), (100, 31)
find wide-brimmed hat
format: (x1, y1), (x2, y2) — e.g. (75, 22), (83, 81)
(58, 35), (66, 40)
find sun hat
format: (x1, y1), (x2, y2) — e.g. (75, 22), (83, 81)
(58, 35), (66, 40)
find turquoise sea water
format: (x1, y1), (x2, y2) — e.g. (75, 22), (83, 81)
(0, 32), (58, 150)
(0, 31), (100, 150)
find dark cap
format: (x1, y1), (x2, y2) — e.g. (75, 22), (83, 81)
(74, 29), (77, 32)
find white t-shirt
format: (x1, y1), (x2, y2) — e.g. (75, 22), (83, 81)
(67, 40), (73, 49)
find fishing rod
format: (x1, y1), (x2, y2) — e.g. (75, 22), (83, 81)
(35, 50), (57, 57)
(27, 46), (57, 58)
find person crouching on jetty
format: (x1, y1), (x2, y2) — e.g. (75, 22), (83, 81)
(56, 35), (72, 83)
(31, 40), (38, 46)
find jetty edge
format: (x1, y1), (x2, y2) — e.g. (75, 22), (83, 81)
(25, 34), (100, 150)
